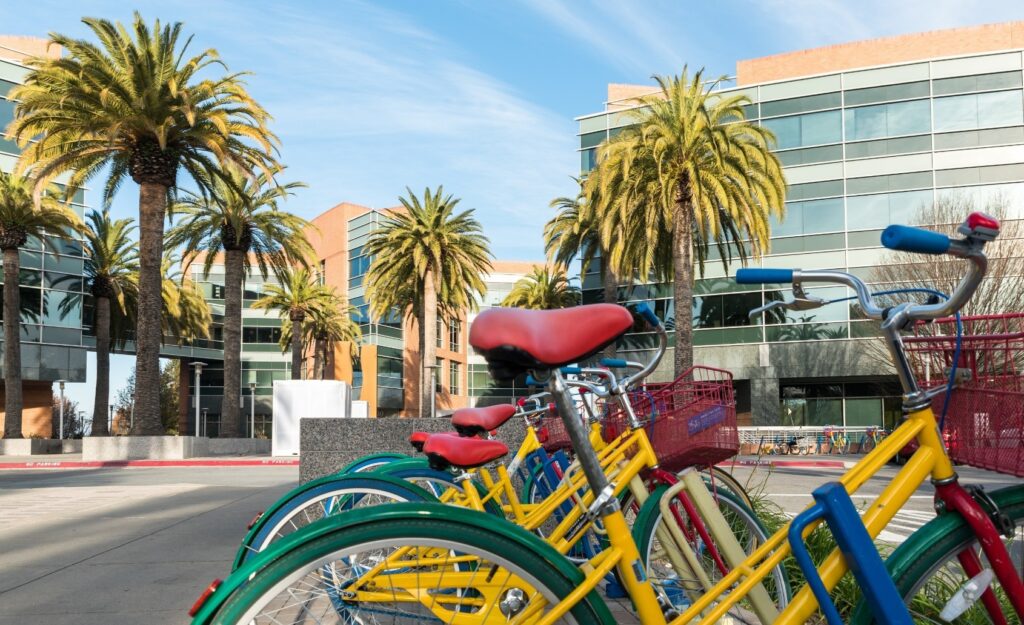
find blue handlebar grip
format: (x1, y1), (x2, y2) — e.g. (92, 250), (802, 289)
(559, 366), (582, 375)
(880, 225), (951, 255)
(600, 358), (629, 369)
(735, 268), (794, 284)
(525, 375), (540, 386)
(634, 302), (661, 328)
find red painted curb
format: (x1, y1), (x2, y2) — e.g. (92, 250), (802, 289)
(0, 458), (299, 470)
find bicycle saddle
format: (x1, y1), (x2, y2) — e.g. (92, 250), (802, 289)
(409, 431), (459, 452)
(422, 434), (509, 470)
(469, 304), (634, 379)
(450, 404), (517, 436)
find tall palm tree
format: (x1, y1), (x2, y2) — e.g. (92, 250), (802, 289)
(595, 69), (786, 374)
(0, 171), (81, 438)
(81, 210), (138, 437)
(8, 14), (279, 435)
(167, 168), (310, 437)
(364, 187), (492, 417)
(279, 291), (360, 380)
(502, 267), (580, 310)
(252, 267), (334, 379)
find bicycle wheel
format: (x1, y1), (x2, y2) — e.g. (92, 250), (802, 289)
(701, 466), (754, 510)
(634, 484), (790, 615)
(234, 474), (437, 570)
(859, 436), (875, 454)
(374, 459), (505, 517)
(850, 484), (1024, 624)
(205, 504), (613, 624)
(338, 452), (410, 474)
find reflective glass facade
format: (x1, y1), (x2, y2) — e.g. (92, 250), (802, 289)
(578, 48), (1024, 426)
(0, 57), (88, 383)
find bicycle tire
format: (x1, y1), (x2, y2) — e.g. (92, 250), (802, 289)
(634, 483), (791, 615)
(701, 466), (754, 510)
(374, 459), (505, 517)
(850, 484), (1024, 624)
(234, 474), (437, 570)
(859, 436), (875, 454)
(338, 452), (410, 474)
(206, 504), (614, 625)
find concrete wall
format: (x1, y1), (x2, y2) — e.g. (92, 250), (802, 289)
(300, 417), (527, 483)
(83, 436), (272, 461)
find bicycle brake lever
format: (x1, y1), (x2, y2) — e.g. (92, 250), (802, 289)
(748, 300), (786, 320)
(789, 283), (829, 310)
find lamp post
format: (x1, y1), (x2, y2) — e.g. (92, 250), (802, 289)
(190, 362), (205, 437)
(108, 405), (114, 435)
(249, 382), (257, 438)
(56, 380), (66, 440)
(424, 364), (440, 419)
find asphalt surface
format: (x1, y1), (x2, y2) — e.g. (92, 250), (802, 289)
(0, 462), (1017, 624)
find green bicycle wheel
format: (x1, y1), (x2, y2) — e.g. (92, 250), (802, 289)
(850, 484), (1024, 624)
(202, 504), (614, 625)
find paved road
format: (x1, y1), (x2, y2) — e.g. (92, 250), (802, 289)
(725, 462), (1018, 543)
(0, 466), (296, 625)
(0, 462), (1016, 624)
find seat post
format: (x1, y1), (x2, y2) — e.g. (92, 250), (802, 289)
(548, 369), (613, 501)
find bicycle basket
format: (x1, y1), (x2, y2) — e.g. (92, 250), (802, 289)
(602, 366), (738, 472)
(904, 313), (1024, 477)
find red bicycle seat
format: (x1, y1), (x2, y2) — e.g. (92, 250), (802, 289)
(423, 434), (508, 470)
(469, 304), (634, 378)
(409, 431), (460, 453)
(451, 404), (516, 436)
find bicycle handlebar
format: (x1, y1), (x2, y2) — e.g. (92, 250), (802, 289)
(739, 214), (997, 324)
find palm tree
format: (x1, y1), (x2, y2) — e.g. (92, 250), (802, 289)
(167, 168), (309, 437)
(252, 268), (334, 379)
(502, 267), (580, 310)
(544, 175), (623, 356)
(81, 210), (138, 436)
(595, 69), (786, 375)
(8, 14), (279, 435)
(159, 257), (212, 348)
(279, 291), (361, 380)
(0, 171), (81, 438)
(364, 187), (492, 417)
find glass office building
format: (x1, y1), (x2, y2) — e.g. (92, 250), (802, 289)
(577, 26), (1024, 428)
(0, 42), (89, 435)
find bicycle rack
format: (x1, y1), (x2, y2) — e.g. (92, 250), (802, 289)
(788, 482), (913, 625)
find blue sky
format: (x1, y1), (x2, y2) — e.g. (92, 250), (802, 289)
(5, 0), (1024, 418)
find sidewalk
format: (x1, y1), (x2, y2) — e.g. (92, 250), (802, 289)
(0, 453), (299, 470)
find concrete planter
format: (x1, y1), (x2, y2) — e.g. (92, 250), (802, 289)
(82, 436), (273, 461)
(300, 417), (527, 483)
(0, 438), (62, 456)
(61, 439), (83, 453)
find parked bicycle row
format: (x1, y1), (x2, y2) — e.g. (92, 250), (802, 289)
(187, 214), (1024, 625)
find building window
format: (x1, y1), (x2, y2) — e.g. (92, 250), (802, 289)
(437, 318), (444, 349)
(449, 319), (460, 351)
(843, 99), (930, 141)
(934, 90), (1024, 133)
(760, 110), (841, 149)
(317, 260), (326, 285)
(449, 360), (460, 395)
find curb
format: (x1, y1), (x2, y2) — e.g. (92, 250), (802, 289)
(0, 458), (300, 470)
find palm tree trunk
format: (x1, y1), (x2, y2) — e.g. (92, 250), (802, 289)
(673, 189), (694, 376)
(220, 249), (243, 438)
(131, 182), (168, 435)
(313, 339), (323, 380)
(290, 311), (304, 379)
(421, 270), (437, 418)
(91, 295), (111, 436)
(601, 256), (618, 359)
(2, 248), (22, 438)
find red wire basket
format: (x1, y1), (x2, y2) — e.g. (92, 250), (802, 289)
(904, 313), (1024, 477)
(602, 366), (738, 472)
